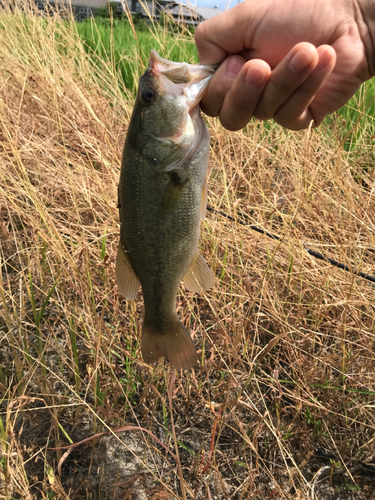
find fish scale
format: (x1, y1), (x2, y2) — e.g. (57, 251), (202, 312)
(116, 51), (216, 369)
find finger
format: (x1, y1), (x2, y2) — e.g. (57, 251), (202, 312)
(307, 49), (363, 127)
(219, 60), (271, 131)
(200, 56), (246, 117)
(254, 42), (319, 121)
(195, 3), (252, 64)
(274, 45), (337, 130)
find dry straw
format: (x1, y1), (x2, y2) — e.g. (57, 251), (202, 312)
(0, 0), (375, 498)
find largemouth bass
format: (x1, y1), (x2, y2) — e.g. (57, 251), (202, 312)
(116, 51), (216, 370)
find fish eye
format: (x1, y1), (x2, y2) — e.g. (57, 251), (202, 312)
(141, 87), (156, 104)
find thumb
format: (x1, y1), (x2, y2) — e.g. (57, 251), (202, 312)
(195, 3), (256, 64)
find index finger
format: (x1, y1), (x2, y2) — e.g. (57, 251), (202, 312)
(195, 4), (251, 64)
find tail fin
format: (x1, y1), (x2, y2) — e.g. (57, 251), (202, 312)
(142, 318), (197, 370)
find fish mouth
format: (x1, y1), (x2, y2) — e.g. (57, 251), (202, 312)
(149, 50), (217, 110)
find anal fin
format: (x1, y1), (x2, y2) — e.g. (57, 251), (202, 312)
(183, 251), (214, 293)
(116, 243), (140, 300)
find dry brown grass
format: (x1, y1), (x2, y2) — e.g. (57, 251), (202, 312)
(1, 2), (375, 499)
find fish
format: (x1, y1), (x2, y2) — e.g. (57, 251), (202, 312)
(116, 50), (216, 370)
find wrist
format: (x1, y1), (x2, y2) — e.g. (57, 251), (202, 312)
(357, 0), (375, 76)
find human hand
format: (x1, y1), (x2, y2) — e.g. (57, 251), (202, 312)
(195, 0), (373, 131)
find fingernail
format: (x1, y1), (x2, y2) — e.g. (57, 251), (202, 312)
(245, 66), (267, 89)
(289, 49), (314, 73)
(226, 57), (243, 78)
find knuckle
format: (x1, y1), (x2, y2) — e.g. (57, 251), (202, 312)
(209, 73), (234, 101)
(201, 88), (224, 116)
(201, 101), (220, 118)
(273, 78), (294, 95)
(253, 107), (273, 121)
(274, 112), (304, 131)
(277, 119), (303, 131)
(220, 115), (242, 131)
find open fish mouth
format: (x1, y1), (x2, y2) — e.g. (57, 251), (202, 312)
(148, 50), (217, 110)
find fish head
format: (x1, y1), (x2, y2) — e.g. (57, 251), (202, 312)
(130, 50), (216, 171)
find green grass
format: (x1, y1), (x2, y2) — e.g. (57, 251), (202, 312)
(334, 78), (375, 152)
(75, 17), (198, 92)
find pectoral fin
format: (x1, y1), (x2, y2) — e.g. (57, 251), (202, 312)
(161, 172), (189, 214)
(183, 252), (214, 292)
(116, 243), (140, 300)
